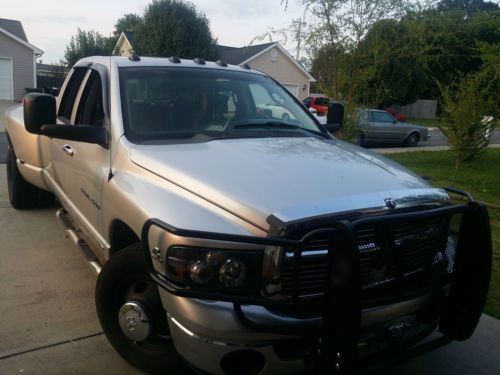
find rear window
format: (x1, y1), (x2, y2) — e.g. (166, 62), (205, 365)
(314, 97), (331, 106)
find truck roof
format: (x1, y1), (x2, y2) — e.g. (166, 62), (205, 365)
(75, 55), (266, 76)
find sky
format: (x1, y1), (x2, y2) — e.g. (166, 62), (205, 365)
(1, 0), (305, 64)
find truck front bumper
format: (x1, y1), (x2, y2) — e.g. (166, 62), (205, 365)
(161, 289), (447, 375)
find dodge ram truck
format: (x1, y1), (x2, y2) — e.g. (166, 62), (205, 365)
(4, 56), (492, 375)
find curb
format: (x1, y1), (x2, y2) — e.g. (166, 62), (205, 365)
(373, 144), (500, 154)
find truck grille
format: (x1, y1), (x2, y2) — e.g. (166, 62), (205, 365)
(281, 213), (462, 302)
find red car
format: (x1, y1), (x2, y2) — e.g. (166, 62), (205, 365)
(302, 96), (332, 116)
(385, 107), (408, 122)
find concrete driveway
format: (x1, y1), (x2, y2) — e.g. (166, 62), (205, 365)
(0, 164), (499, 374)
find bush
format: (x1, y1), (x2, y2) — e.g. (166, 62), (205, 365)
(438, 73), (496, 181)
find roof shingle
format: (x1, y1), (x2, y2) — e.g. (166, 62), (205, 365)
(216, 42), (275, 65)
(0, 18), (28, 42)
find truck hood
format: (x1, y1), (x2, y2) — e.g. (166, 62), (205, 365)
(130, 137), (448, 231)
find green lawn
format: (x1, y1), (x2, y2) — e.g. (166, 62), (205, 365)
(409, 117), (499, 129)
(387, 148), (500, 318)
(407, 118), (442, 128)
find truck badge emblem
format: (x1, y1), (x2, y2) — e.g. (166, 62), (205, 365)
(385, 198), (397, 209)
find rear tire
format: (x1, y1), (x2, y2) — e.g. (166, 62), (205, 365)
(7, 146), (39, 209)
(96, 244), (183, 374)
(6, 146), (55, 209)
(405, 132), (419, 147)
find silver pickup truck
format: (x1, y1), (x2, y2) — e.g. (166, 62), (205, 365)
(5, 56), (492, 375)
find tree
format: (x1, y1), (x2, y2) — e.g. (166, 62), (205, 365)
(345, 19), (427, 107)
(295, 0), (413, 99)
(133, 0), (218, 59)
(64, 28), (114, 67)
(310, 4), (499, 107)
(409, 8), (500, 99)
(436, 0), (499, 13)
(113, 13), (142, 37)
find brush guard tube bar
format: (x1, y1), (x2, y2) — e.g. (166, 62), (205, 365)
(141, 191), (491, 374)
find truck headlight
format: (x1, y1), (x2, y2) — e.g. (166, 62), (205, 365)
(165, 246), (262, 294)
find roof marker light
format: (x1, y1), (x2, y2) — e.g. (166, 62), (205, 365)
(243, 63), (251, 69)
(128, 54), (141, 62)
(169, 56), (181, 63)
(194, 58), (206, 65)
(216, 60), (228, 67)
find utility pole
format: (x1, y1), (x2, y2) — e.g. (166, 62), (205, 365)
(295, 18), (303, 60)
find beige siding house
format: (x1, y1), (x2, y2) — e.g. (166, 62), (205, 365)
(0, 18), (42, 101)
(216, 42), (315, 100)
(114, 31), (135, 57)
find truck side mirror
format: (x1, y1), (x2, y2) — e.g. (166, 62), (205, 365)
(327, 102), (344, 126)
(23, 93), (56, 134)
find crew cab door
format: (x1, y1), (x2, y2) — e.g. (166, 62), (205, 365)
(43, 65), (110, 247)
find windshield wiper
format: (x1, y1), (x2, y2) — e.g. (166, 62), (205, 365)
(233, 121), (328, 138)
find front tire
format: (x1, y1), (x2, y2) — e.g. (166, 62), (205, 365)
(95, 244), (182, 374)
(356, 134), (366, 147)
(405, 132), (419, 147)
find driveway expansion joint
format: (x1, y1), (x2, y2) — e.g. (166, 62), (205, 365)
(0, 332), (104, 361)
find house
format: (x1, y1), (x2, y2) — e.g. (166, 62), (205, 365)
(0, 18), (42, 100)
(114, 31), (135, 57)
(113, 32), (314, 100)
(216, 42), (315, 100)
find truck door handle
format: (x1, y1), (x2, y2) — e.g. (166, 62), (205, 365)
(63, 144), (74, 156)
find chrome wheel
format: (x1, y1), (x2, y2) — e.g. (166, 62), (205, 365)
(96, 245), (181, 373)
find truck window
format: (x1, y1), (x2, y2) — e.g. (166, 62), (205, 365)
(119, 67), (321, 141)
(58, 67), (87, 121)
(75, 71), (105, 126)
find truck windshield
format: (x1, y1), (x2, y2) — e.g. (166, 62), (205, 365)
(119, 67), (325, 142)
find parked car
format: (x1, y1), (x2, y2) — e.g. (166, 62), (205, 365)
(256, 103), (294, 121)
(303, 95), (331, 115)
(357, 109), (430, 147)
(309, 107), (327, 124)
(5, 56), (491, 375)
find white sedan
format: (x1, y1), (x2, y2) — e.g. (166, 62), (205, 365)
(309, 107), (327, 125)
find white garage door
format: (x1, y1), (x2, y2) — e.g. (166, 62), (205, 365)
(0, 58), (13, 100)
(282, 84), (298, 97)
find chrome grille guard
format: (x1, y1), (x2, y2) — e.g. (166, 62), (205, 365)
(141, 188), (492, 373)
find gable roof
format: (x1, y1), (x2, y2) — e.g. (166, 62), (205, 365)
(114, 31), (136, 54)
(0, 18), (27, 42)
(218, 42), (315, 82)
(111, 35), (315, 82)
(0, 18), (42, 54)
(123, 31), (135, 44)
(216, 42), (275, 65)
